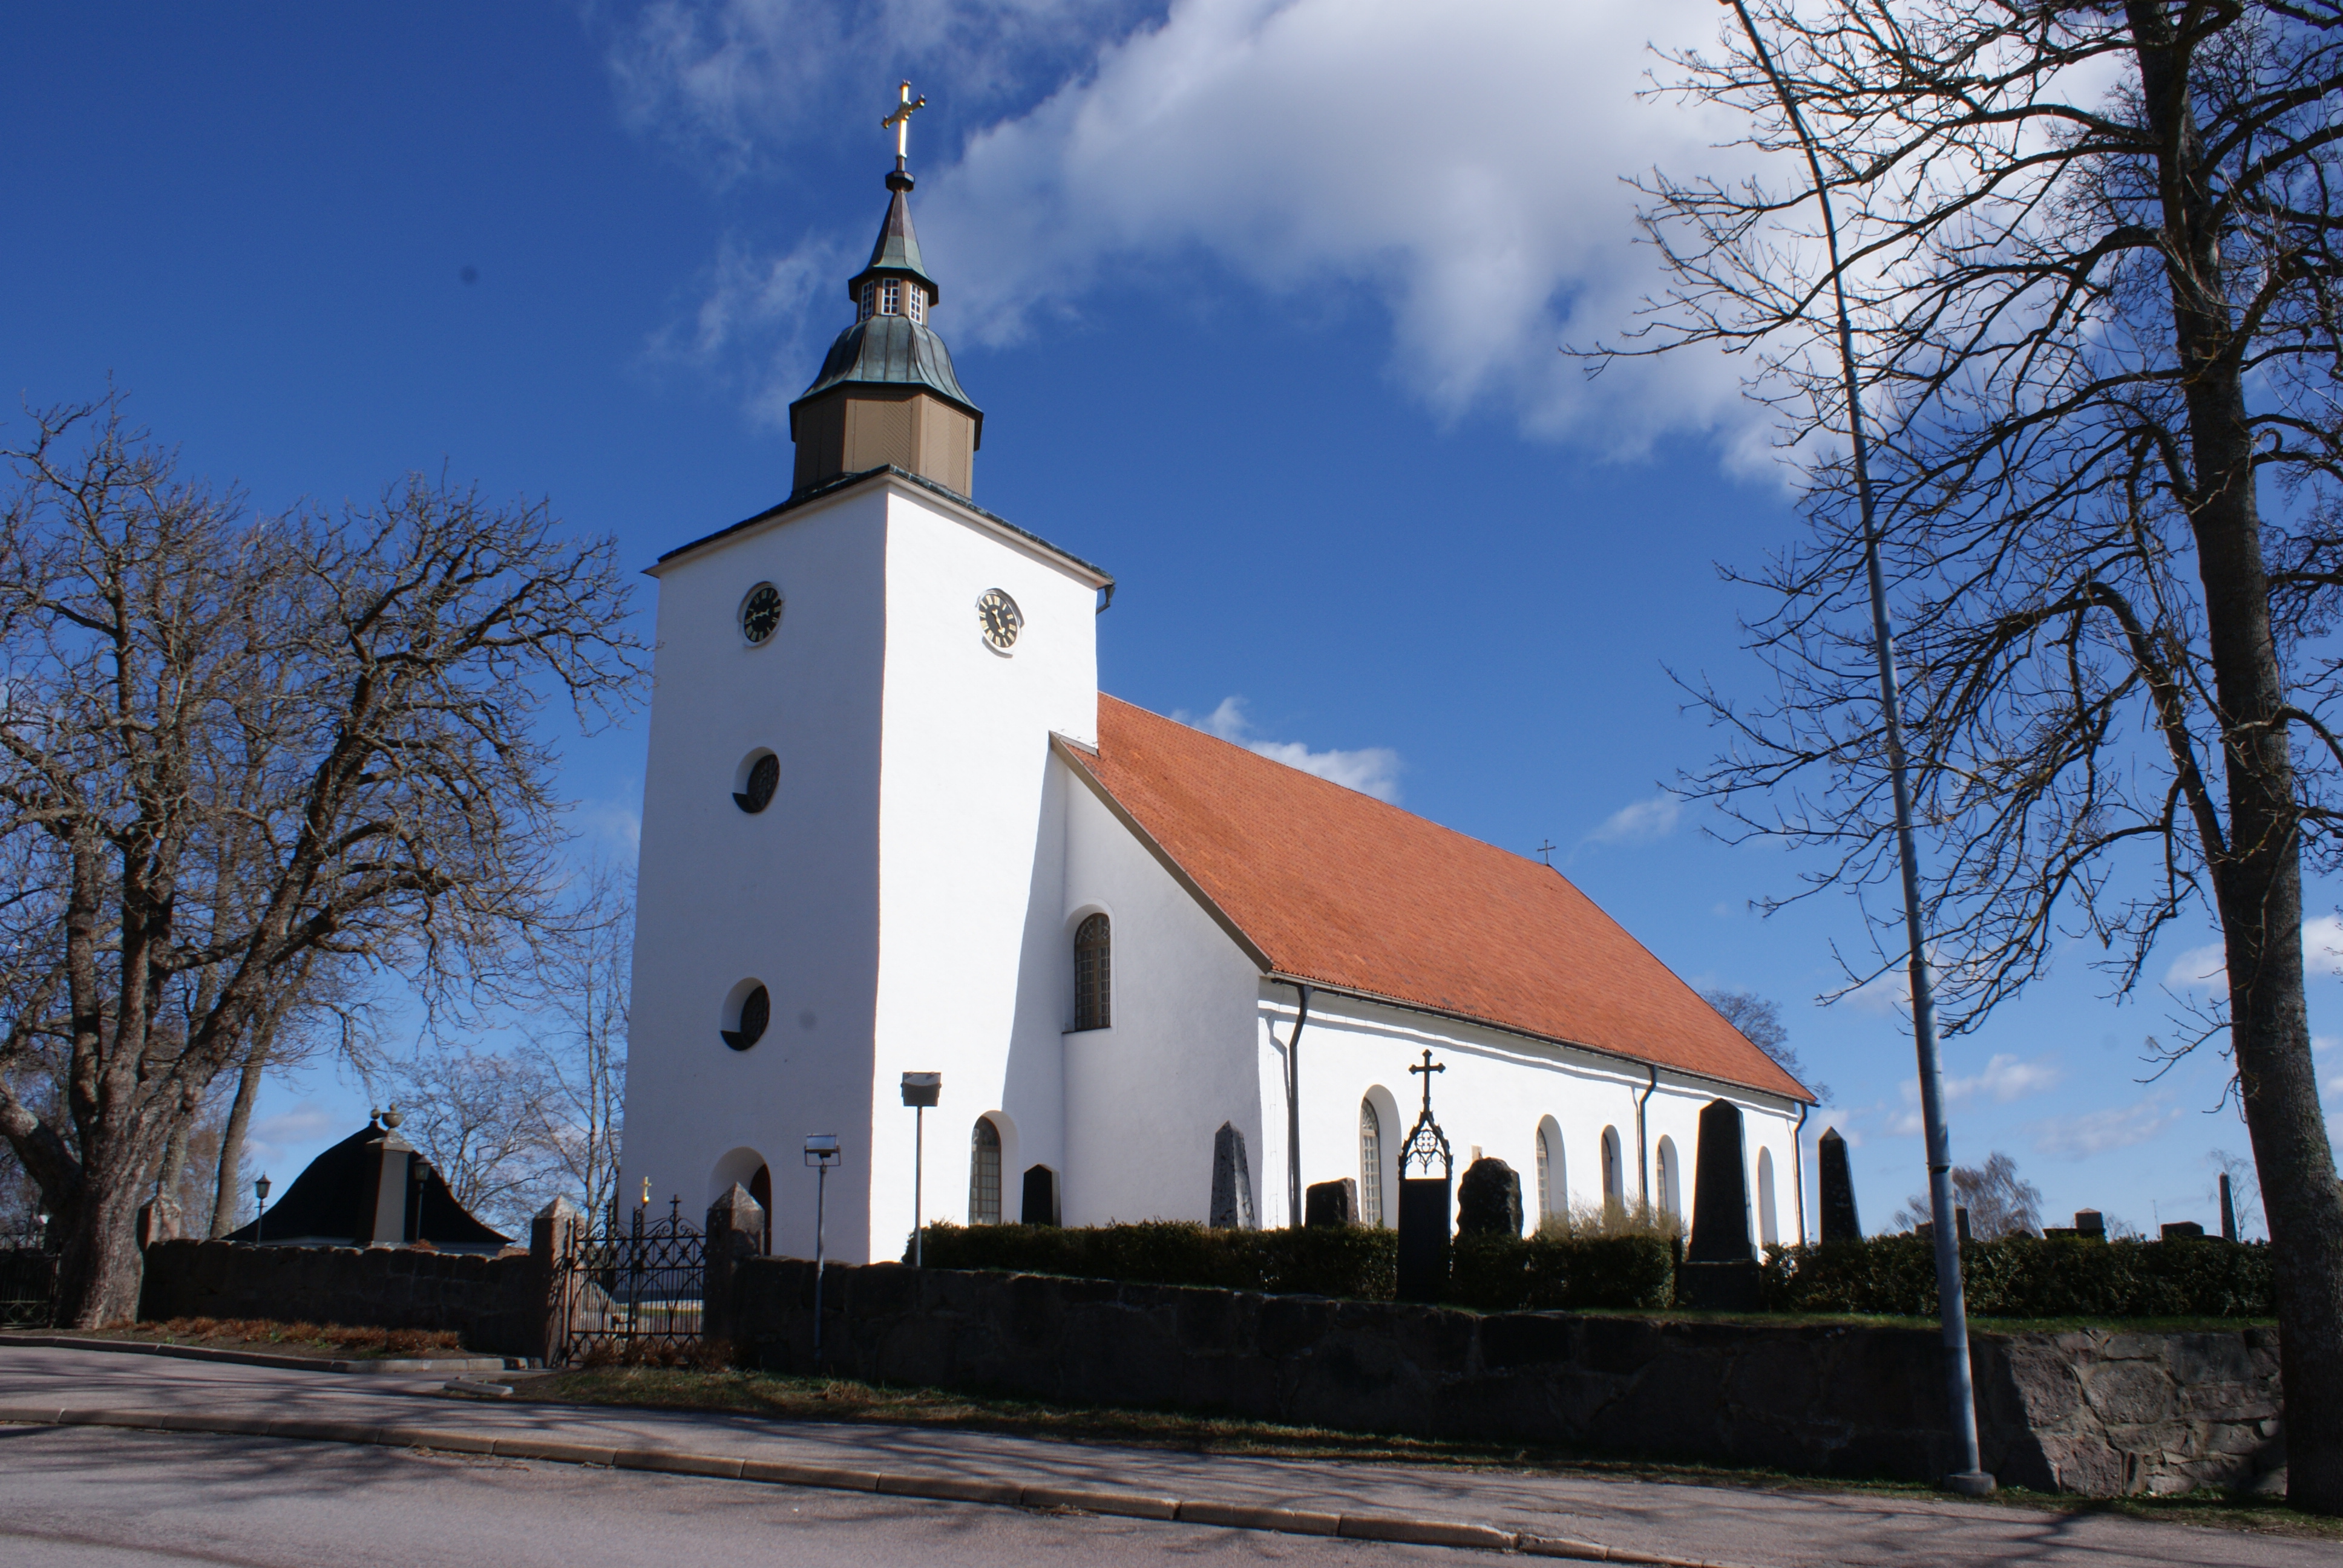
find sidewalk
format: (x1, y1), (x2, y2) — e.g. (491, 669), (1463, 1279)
(0, 1345), (2323, 1567)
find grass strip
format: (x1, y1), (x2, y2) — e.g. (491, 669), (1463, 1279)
(506, 1366), (2336, 1541)
(49, 1318), (466, 1359)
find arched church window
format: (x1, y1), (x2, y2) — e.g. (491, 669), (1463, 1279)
(734, 751), (779, 814)
(1535, 1117), (1562, 1227)
(1757, 1146), (1779, 1247)
(1657, 1135), (1682, 1222)
(721, 983), (769, 1052)
(1600, 1125), (1622, 1211)
(880, 278), (903, 316)
(1359, 1099), (1383, 1227)
(969, 1118), (1003, 1225)
(1073, 913), (1112, 1030)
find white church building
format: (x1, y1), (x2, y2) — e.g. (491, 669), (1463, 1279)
(620, 141), (1816, 1266)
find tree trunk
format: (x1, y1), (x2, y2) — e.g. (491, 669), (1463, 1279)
(53, 1126), (164, 1327)
(209, 1045), (266, 1238)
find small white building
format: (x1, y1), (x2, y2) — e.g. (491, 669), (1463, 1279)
(620, 162), (1816, 1264)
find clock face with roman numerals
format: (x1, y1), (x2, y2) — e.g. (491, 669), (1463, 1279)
(976, 588), (1023, 651)
(739, 582), (782, 645)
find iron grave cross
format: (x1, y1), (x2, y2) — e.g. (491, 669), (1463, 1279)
(882, 81), (928, 170)
(1409, 1048), (1444, 1116)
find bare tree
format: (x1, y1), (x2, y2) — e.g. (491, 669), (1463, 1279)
(1896, 1149), (2045, 1238)
(0, 394), (644, 1324)
(377, 1044), (560, 1236)
(523, 863), (629, 1224)
(1700, 987), (1833, 1102)
(1611, 1), (2343, 1509)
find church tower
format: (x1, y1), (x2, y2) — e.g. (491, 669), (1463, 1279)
(787, 119), (982, 496)
(620, 86), (1111, 1267)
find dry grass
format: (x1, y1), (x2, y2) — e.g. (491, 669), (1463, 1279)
(76, 1317), (466, 1357)
(511, 1365), (2340, 1540)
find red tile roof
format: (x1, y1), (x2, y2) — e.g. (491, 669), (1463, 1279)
(1063, 696), (1813, 1103)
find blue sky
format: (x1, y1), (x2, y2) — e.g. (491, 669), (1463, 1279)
(5, 1), (2330, 1237)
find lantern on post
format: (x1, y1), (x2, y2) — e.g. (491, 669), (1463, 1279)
(804, 1134), (842, 1361)
(900, 1073), (941, 1268)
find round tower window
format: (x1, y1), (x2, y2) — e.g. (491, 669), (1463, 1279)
(733, 750), (779, 814)
(721, 981), (770, 1052)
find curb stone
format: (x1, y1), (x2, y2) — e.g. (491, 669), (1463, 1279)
(0, 1403), (1746, 1566)
(0, 1331), (514, 1376)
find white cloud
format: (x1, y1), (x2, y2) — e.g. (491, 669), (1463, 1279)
(620, 0), (1784, 456)
(2161, 917), (2343, 996)
(1175, 695), (1401, 802)
(2030, 1097), (2186, 1160)
(1942, 1053), (2062, 1106)
(1847, 967), (1909, 1016)
(247, 1103), (344, 1170)
(1582, 792), (1682, 849)
(2316, 1034), (2339, 1055)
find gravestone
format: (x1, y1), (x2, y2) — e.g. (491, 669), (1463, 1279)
(1020, 1165), (1060, 1226)
(2075, 1209), (2106, 1241)
(1817, 1126), (1862, 1243)
(1304, 1178), (1356, 1228)
(1679, 1098), (1761, 1310)
(1396, 1178), (1452, 1302)
(1457, 1158), (1522, 1238)
(1209, 1123), (1255, 1229)
(2161, 1221), (2205, 1241)
(2221, 1173), (2238, 1241)
(703, 1182), (766, 1342)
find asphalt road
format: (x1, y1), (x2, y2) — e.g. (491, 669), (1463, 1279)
(1, 1344), (2333, 1567)
(0, 1425), (1440, 1568)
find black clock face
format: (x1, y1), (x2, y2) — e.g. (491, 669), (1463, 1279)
(739, 583), (782, 645)
(977, 587), (1023, 650)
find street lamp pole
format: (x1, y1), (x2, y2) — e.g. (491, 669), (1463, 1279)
(804, 1134), (842, 1362)
(900, 1073), (941, 1268)
(254, 1174), (272, 1246)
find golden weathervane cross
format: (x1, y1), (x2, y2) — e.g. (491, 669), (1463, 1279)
(882, 81), (927, 169)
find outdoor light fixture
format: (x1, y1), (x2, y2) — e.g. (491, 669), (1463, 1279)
(900, 1073), (941, 1269)
(804, 1135), (842, 1362)
(254, 1174), (272, 1246)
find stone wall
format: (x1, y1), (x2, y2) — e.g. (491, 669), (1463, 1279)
(726, 1258), (2285, 1497)
(138, 1240), (544, 1358)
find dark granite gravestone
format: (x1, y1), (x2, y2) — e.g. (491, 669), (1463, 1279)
(2076, 1209), (2106, 1241)
(2221, 1173), (2238, 1241)
(1395, 1177), (1451, 1302)
(1020, 1165), (1060, 1226)
(1304, 1177), (1356, 1227)
(1209, 1122), (1256, 1229)
(1817, 1126), (1862, 1243)
(2162, 1221), (2205, 1241)
(1457, 1158), (1522, 1238)
(1678, 1099), (1761, 1310)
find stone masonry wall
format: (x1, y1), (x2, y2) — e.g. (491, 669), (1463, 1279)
(727, 1259), (2285, 1497)
(138, 1240), (542, 1358)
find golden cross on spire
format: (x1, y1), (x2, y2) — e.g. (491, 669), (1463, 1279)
(882, 81), (928, 170)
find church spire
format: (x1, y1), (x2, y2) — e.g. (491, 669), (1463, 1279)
(788, 83), (982, 498)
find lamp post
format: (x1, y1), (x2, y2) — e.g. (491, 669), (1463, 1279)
(804, 1134), (841, 1362)
(254, 1174), (272, 1246)
(900, 1073), (941, 1268)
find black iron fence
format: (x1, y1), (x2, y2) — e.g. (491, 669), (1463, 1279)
(1, 1227), (58, 1328)
(552, 1198), (705, 1366)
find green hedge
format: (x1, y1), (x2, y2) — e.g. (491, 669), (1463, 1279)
(1760, 1235), (2273, 1319)
(908, 1222), (1674, 1310)
(1449, 1233), (1676, 1311)
(910, 1221), (1396, 1300)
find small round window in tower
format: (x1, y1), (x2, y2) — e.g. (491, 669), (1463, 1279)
(739, 582), (783, 646)
(976, 588), (1023, 652)
(733, 750), (779, 814)
(721, 981), (770, 1052)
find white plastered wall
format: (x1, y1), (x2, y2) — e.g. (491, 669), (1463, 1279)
(621, 485), (889, 1251)
(865, 483), (1104, 1260)
(1058, 767), (1266, 1226)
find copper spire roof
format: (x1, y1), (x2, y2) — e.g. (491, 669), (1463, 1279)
(1064, 695), (1814, 1103)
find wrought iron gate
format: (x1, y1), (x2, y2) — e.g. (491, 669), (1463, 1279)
(552, 1198), (706, 1366)
(0, 1231), (59, 1329)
